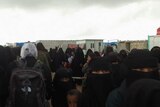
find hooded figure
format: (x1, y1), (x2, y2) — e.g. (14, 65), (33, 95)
(5, 43), (52, 104)
(55, 48), (66, 70)
(125, 49), (159, 87)
(119, 49), (128, 62)
(71, 47), (84, 85)
(151, 46), (160, 71)
(36, 42), (53, 72)
(84, 49), (93, 63)
(125, 79), (160, 107)
(104, 46), (113, 57)
(20, 43), (38, 66)
(79, 57), (113, 107)
(106, 49), (159, 107)
(82, 52), (97, 90)
(0, 46), (7, 107)
(52, 68), (76, 107)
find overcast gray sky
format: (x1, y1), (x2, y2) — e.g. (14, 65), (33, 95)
(0, 0), (160, 45)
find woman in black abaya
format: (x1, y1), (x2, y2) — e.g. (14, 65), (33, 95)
(125, 79), (160, 107)
(79, 57), (113, 107)
(51, 68), (76, 107)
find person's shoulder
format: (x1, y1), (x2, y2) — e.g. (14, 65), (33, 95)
(106, 87), (124, 107)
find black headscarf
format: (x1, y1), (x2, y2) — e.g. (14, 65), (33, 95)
(80, 58), (113, 107)
(125, 49), (159, 87)
(0, 46), (7, 107)
(104, 46), (113, 56)
(151, 46), (160, 63)
(107, 52), (127, 88)
(52, 68), (75, 107)
(71, 47), (84, 80)
(119, 49), (128, 62)
(125, 79), (160, 107)
(36, 42), (46, 51)
(84, 49), (93, 63)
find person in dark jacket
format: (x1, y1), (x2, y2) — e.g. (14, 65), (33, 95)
(125, 79), (160, 107)
(51, 68), (76, 107)
(106, 49), (159, 107)
(79, 57), (113, 107)
(71, 47), (84, 85)
(5, 43), (52, 103)
(0, 46), (8, 107)
(36, 42), (54, 72)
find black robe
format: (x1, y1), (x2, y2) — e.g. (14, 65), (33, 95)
(125, 79), (160, 107)
(52, 69), (75, 107)
(79, 73), (113, 107)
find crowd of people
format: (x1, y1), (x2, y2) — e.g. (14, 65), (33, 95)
(0, 42), (160, 107)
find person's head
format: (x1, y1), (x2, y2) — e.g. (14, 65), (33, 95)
(89, 57), (111, 74)
(65, 48), (73, 55)
(108, 52), (121, 64)
(86, 49), (93, 56)
(104, 46), (113, 56)
(67, 89), (81, 107)
(0, 45), (6, 67)
(86, 57), (113, 106)
(54, 68), (71, 82)
(75, 47), (84, 58)
(86, 53), (96, 63)
(20, 43), (38, 59)
(36, 42), (46, 51)
(58, 48), (64, 54)
(94, 51), (101, 57)
(119, 49), (128, 60)
(126, 49), (158, 70)
(53, 68), (75, 91)
(125, 79), (160, 107)
(62, 58), (69, 68)
(151, 46), (160, 63)
(125, 49), (159, 87)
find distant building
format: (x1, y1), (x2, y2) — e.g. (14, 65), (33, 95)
(117, 40), (148, 52)
(36, 40), (77, 51)
(6, 41), (35, 47)
(36, 39), (103, 53)
(148, 35), (160, 50)
(15, 42), (25, 47)
(103, 40), (118, 52)
(6, 43), (16, 47)
(6, 39), (149, 53)
(76, 39), (103, 54)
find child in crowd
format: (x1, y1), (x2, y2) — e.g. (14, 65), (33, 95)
(67, 89), (81, 107)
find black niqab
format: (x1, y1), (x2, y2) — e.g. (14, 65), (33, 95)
(80, 73), (113, 107)
(52, 68), (75, 107)
(79, 57), (113, 107)
(126, 70), (159, 87)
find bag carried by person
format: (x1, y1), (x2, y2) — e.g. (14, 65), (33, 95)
(6, 60), (48, 107)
